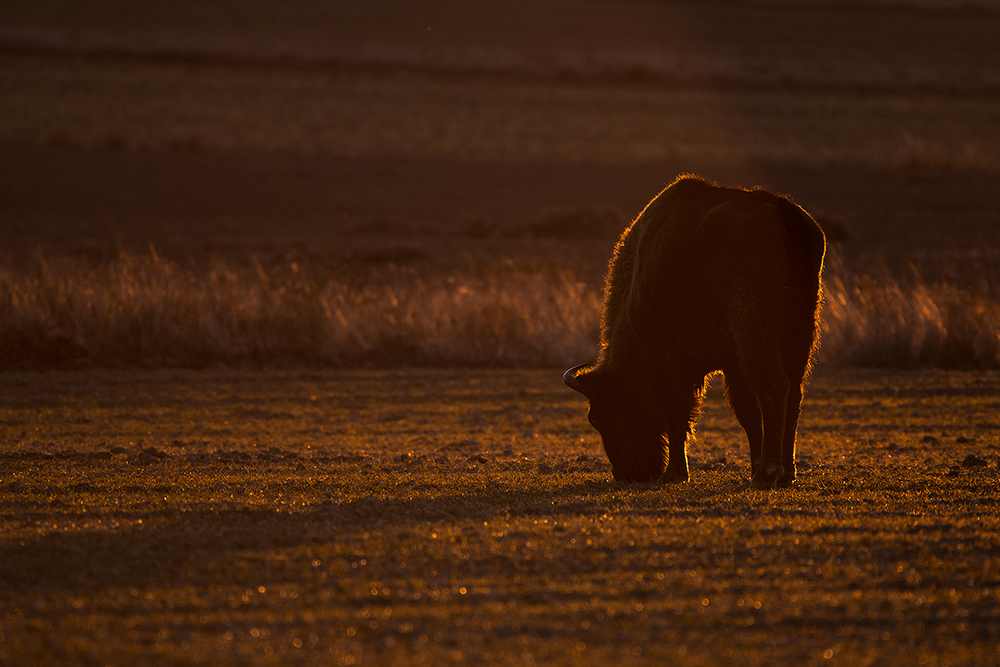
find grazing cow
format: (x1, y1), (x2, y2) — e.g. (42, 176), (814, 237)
(564, 175), (825, 489)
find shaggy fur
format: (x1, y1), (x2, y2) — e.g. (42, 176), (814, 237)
(565, 175), (825, 488)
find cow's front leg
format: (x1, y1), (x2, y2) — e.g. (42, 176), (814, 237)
(659, 430), (689, 483)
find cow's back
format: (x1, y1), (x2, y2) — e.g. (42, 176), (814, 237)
(600, 176), (825, 373)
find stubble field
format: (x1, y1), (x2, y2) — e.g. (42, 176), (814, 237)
(2, 369), (1000, 666)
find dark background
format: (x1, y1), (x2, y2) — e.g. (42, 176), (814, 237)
(3, 0), (1000, 285)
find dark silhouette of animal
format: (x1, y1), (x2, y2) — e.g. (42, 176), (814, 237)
(564, 175), (825, 489)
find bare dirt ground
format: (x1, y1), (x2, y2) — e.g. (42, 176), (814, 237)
(2, 369), (1000, 666)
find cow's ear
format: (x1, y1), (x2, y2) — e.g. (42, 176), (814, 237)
(563, 363), (606, 397)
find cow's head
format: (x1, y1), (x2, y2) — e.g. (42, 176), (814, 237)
(564, 363), (666, 482)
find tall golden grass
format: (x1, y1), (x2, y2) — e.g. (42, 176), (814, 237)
(0, 252), (600, 369)
(819, 254), (1000, 369)
(1, 251), (998, 369)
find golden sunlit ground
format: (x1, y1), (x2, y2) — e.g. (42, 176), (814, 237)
(2, 369), (1000, 666)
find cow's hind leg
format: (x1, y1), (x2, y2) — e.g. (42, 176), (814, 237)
(737, 352), (789, 490)
(777, 380), (803, 488)
(723, 369), (763, 476)
(729, 299), (790, 489)
(778, 341), (814, 488)
(751, 375), (789, 489)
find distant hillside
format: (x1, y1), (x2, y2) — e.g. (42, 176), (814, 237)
(2, 0), (999, 94)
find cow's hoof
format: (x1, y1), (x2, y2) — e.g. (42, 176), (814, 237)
(658, 469), (689, 484)
(750, 464), (783, 489)
(776, 474), (796, 489)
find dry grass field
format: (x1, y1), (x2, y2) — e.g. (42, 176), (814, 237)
(3, 0), (1000, 665)
(2, 368), (1000, 666)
